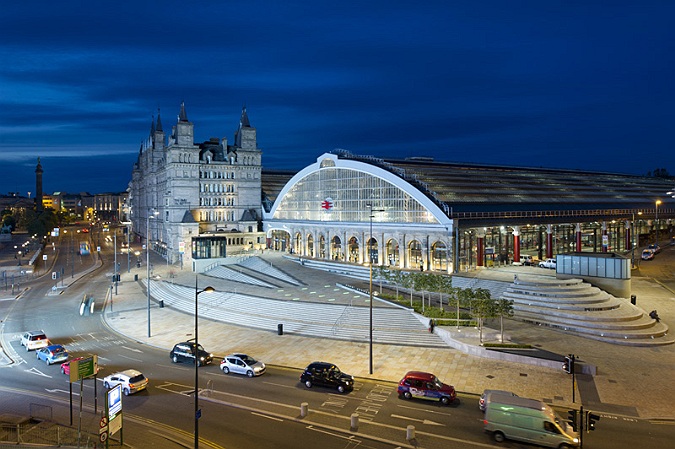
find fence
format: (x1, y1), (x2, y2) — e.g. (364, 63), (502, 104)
(0, 422), (99, 448)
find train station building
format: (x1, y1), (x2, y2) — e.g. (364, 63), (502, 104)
(263, 151), (674, 273)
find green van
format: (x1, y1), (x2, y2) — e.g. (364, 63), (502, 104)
(483, 394), (579, 448)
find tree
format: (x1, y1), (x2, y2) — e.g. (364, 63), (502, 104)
(447, 286), (466, 328)
(494, 298), (515, 343)
(468, 288), (496, 343)
(400, 272), (415, 307)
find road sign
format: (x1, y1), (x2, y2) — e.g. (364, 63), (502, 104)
(99, 431), (108, 442)
(108, 384), (122, 418)
(100, 416), (108, 428)
(43, 255), (47, 261)
(70, 355), (98, 382)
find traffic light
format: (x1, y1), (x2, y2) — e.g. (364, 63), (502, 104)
(567, 410), (578, 432)
(587, 411), (600, 431)
(562, 354), (575, 374)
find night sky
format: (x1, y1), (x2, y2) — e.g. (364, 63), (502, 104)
(1, 1), (673, 195)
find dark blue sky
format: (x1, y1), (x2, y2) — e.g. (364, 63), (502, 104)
(1, 1), (673, 195)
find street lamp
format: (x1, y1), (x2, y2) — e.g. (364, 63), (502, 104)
(146, 209), (159, 338)
(194, 276), (214, 449)
(655, 200), (662, 247)
(367, 203), (384, 375)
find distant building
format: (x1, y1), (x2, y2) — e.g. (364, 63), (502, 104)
(128, 103), (265, 269)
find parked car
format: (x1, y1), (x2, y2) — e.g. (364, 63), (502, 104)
(21, 330), (49, 351)
(513, 255), (534, 266)
(538, 258), (557, 269)
(300, 362), (354, 393)
(103, 369), (149, 395)
(36, 344), (69, 365)
(397, 371), (456, 405)
(479, 389), (518, 412)
(220, 353), (266, 377)
(647, 244), (661, 254)
(169, 341), (214, 366)
(641, 249), (655, 260)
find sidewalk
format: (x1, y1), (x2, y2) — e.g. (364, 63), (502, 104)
(105, 252), (675, 420)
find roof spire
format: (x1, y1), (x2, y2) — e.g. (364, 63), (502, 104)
(239, 104), (250, 128)
(156, 108), (163, 132)
(179, 101), (188, 122)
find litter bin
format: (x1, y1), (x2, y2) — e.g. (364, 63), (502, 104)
(277, 323), (283, 335)
(134, 274), (138, 281)
(630, 294), (636, 305)
(159, 300), (164, 308)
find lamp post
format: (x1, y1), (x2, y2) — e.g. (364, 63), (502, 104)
(631, 211), (642, 268)
(146, 209), (158, 338)
(655, 200), (662, 248)
(194, 276), (214, 449)
(367, 204), (384, 375)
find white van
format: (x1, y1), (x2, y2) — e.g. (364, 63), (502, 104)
(483, 394), (579, 448)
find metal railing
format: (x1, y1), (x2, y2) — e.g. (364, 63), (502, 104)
(0, 422), (97, 448)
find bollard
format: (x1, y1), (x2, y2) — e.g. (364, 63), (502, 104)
(134, 274), (138, 281)
(406, 425), (415, 440)
(159, 300), (164, 308)
(630, 294), (636, 305)
(300, 402), (308, 418)
(278, 323), (283, 335)
(350, 413), (359, 430)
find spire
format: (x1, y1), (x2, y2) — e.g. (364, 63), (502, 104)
(156, 108), (163, 132)
(239, 104), (250, 128)
(179, 101), (188, 122)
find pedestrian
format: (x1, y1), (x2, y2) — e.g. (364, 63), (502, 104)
(429, 319), (435, 333)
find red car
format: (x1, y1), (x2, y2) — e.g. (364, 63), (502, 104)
(397, 371), (456, 405)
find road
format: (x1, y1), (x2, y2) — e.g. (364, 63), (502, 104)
(1, 227), (674, 448)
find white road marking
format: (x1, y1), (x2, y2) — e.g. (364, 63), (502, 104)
(390, 414), (444, 426)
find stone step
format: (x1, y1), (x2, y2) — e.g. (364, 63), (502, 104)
(517, 309), (668, 335)
(146, 280), (446, 347)
(504, 290), (613, 305)
(515, 308), (654, 329)
(507, 285), (607, 298)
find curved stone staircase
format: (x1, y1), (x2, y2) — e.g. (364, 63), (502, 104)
(502, 278), (673, 346)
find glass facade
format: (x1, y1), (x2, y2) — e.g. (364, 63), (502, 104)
(192, 236), (227, 259)
(273, 167), (439, 224)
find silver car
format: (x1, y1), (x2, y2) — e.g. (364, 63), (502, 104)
(220, 353), (266, 377)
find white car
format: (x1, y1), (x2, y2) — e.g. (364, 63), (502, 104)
(21, 330), (49, 351)
(538, 258), (556, 269)
(103, 369), (149, 395)
(220, 353), (266, 377)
